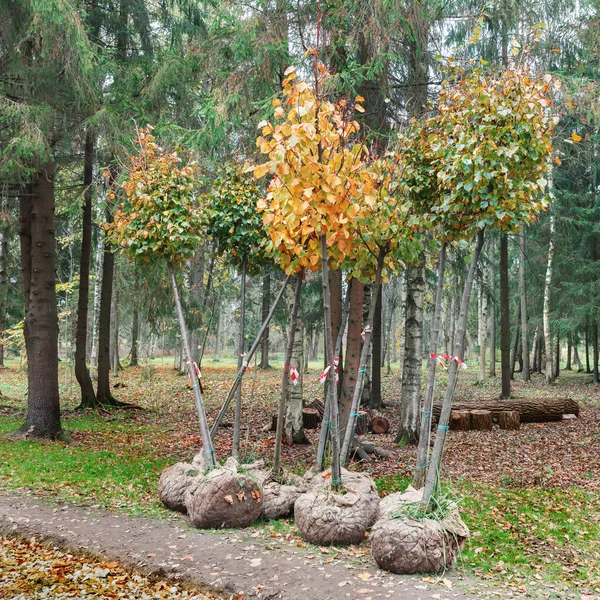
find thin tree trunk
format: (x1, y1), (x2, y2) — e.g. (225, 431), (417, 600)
(13, 164), (65, 440)
(593, 321), (599, 384)
(531, 326), (539, 372)
(518, 224), (530, 381)
(500, 234), (511, 397)
(398, 271), (407, 382)
(543, 214), (556, 384)
(0, 184), (10, 367)
(371, 285), (383, 409)
(554, 330), (560, 379)
(489, 237), (497, 376)
(422, 229), (485, 508)
(273, 273), (303, 476)
(397, 254), (425, 445)
(478, 269), (488, 382)
(586, 320), (591, 373)
(320, 235), (341, 488)
(413, 243), (446, 489)
(75, 128), (97, 407)
(510, 315), (520, 378)
(89, 213), (104, 364)
(341, 252), (385, 466)
(129, 306), (139, 366)
(566, 334), (572, 370)
(212, 299), (222, 362)
(573, 344), (583, 371)
(111, 275), (119, 378)
(211, 275), (291, 436)
(168, 262), (215, 469)
(260, 271), (271, 369)
(96, 185), (116, 404)
(232, 258), (247, 459)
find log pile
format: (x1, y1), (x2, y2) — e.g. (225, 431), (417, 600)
(433, 398), (579, 423)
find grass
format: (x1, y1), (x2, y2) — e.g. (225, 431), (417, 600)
(2, 360), (600, 597)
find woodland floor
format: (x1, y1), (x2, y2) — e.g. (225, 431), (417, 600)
(1, 356), (600, 599)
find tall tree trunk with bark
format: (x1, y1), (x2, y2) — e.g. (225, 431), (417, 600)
(566, 334), (572, 370)
(398, 255), (425, 445)
(212, 299), (221, 362)
(586, 321), (591, 373)
(339, 280), (364, 441)
(232, 258), (247, 459)
(478, 271), (488, 382)
(371, 285), (383, 409)
(111, 272), (120, 377)
(75, 129), (97, 407)
(593, 321), (599, 384)
(285, 278), (307, 444)
(573, 344), (583, 371)
(489, 237), (497, 376)
(554, 331), (560, 379)
(13, 164), (66, 440)
(519, 224), (530, 381)
(96, 178), (116, 405)
(0, 182), (10, 367)
(129, 306), (139, 366)
(500, 234), (511, 397)
(543, 214), (555, 384)
(89, 215), (103, 364)
(260, 271), (271, 369)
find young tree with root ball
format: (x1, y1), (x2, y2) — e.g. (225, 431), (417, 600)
(412, 63), (558, 506)
(108, 127), (216, 470)
(253, 64), (369, 489)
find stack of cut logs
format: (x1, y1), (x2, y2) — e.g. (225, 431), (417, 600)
(433, 398), (579, 432)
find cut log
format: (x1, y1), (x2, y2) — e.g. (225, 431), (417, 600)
(499, 410), (520, 431)
(302, 408), (321, 430)
(470, 410), (493, 431)
(355, 411), (370, 435)
(371, 416), (390, 434)
(450, 410), (471, 431)
(269, 414), (280, 432)
(306, 399), (325, 418)
(432, 398), (579, 423)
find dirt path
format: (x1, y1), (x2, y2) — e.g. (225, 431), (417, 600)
(0, 491), (480, 600)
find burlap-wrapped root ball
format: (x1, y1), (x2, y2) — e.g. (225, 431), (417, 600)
(158, 462), (201, 513)
(294, 469), (379, 545)
(187, 466), (263, 529)
(371, 487), (469, 574)
(262, 481), (302, 520)
(158, 453), (206, 513)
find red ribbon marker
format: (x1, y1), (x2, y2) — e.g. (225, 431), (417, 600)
(290, 366), (300, 386)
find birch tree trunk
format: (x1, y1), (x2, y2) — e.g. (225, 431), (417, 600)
(0, 184), (8, 367)
(500, 234), (511, 398)
(260, 271), (271, 369)
(488, 237), (497, 377)
(232, 258), (247, 459)
(543, 213), (556, 384)
(478, 270), (488, 383)
(89, 206), (104, 365)
(398, 254), (425, 445)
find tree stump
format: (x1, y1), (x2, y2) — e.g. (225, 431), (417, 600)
(302, 408), (321, 429)
(470, 410), (493, 431)
(306, 399), (325, 418)
(371, 416), (390, 434)
(355, 411), (370, 435)
(450, 410), (471, 431)
(499, 410), (520, 431)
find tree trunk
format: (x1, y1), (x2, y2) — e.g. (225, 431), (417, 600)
(13, 164), (65, 440)
(510, 312), (520, 379)
(260, 271), (271, 369)
(519, 224), (530, 381)
(129, 306), (139, 366)
(0, 184), (9, 367)
(573, 344), (583, 371)
(398, 270), (407, 382)
(500, 234), (511, 398)
(273, 273), (303, 476)
(488, 237), (496, 376)
(554, 331), (560, 380)
(89, 210), (104, 365)
(478, 270), (488, 382)
(593, 321), (599, 384)
(320, 235), (341, 487)
(339, 280), (364, 443)
(370, 285), (383, 409)
(340, 252), (385, 466)
(212, 299), (221, 362)
(566, 334), (572, 370)
(74, 128), (97, 407)
(96, 180), (116, 405)
(398, 254), (425, 445)
(422, 229), (484, 509)
(543, 214), (555, 384)
(413, 243), (446, 489)
(232, 258), (247, 459)
(531, 326), (539, 373)
(168, 262), (215, 469)
(285, 276), (307, 444)
(586, 320), (591, 373)
(111, 272), (120, 377)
